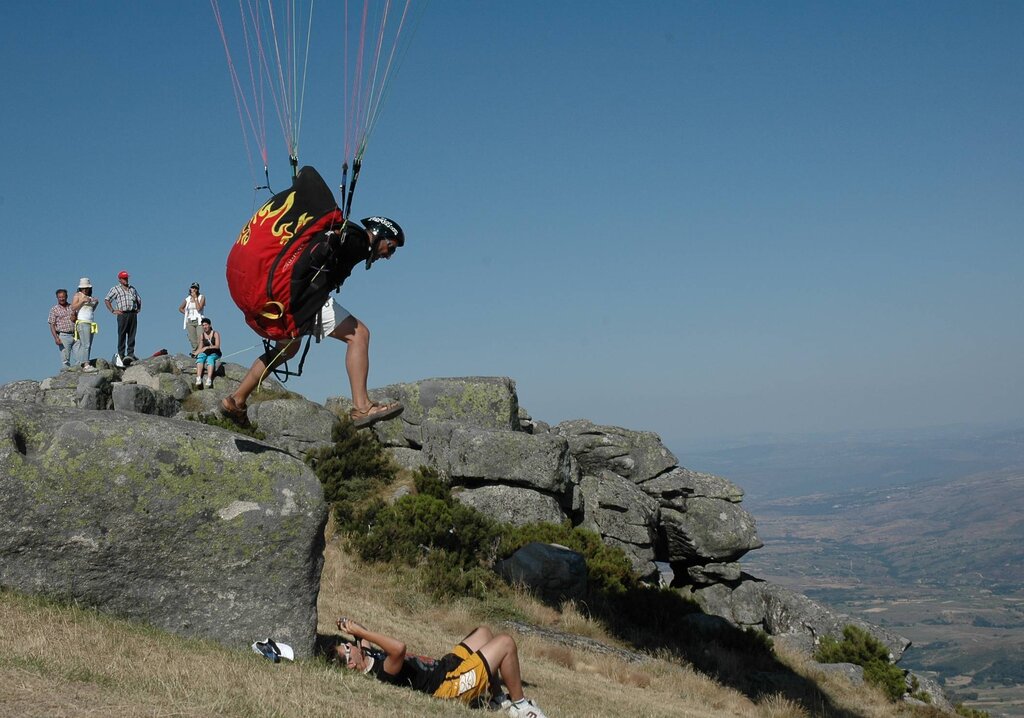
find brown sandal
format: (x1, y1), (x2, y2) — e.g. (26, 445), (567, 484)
(349, 401), (403, 428)
(220, 396), (250, 425)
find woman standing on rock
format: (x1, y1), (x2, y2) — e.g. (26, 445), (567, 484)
(179, 282), (206, 356)
(71, 277), (99, 372)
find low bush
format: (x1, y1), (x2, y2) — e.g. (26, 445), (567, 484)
(355, 470), (500, 561)
(305, 418), (397, 529)
(815, 625), (905, 701)
(412, 468), (449, 501)
(907, 673), (931, 703)
(191, 413), (265, 440)
(419, 549), (504, 600)
(350, 490), (501, 568)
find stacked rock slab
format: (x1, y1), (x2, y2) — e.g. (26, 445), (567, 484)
(0, 402), (327, 657)
(554, 420), (764, 583)
(326, 375), (522, 448)
(328, 378), (580, 522)
(246, 397), (337, 457)
(577, 469), (659, 577)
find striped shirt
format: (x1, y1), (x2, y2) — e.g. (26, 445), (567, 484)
(48, 303), (75, 334)
(105, 283), (141, 312)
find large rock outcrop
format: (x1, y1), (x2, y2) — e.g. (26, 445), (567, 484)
(327, 379), (767, 584)
(3, 365), (910, 671)
(324, 376), (906, 659)
(0, 401), (327, 657)
(555, 420), (762, 583)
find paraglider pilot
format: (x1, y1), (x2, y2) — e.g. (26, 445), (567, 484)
(221, 197), (405, 428)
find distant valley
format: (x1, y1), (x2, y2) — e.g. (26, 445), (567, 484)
(680, 423), (1024, 500)
(677, 425), (1024, 717)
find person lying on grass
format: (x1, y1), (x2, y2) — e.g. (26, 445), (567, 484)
(334, 616), (548, 718)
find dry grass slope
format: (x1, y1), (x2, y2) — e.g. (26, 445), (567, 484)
(1, 529), (937, 718)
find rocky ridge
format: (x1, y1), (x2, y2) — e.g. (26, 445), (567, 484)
(1, 359), (939, 704)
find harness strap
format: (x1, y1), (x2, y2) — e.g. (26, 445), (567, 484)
(259, 301), (287, 320)
(260, 335), (314, 384)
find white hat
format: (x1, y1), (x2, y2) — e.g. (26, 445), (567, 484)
(251, 638), (294, 662)
(78, 277), (92, 289)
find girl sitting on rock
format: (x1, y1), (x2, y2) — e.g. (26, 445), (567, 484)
(194, 317), (222, 389)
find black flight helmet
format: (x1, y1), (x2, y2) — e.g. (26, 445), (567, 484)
(362, 216), (404, 253)
(359, 217), (404, 268)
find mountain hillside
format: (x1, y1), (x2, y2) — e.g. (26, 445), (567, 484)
(751, 468), (1024, 589)
(742, 468), (1024, 716)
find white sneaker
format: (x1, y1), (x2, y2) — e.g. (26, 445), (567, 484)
(204, 377), (212, 388)
(195, 376), (203, 387)
(81, 364), (97, 373)
(114, 354), (124, 368)
(508, 698), (547, 718)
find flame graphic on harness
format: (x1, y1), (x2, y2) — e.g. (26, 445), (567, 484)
(234, 196), (316, 248)
(294, 212), (314, 236)
(242, 191), (297, 246)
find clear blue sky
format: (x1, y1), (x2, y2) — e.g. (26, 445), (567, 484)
(3, 1), (1022, 450)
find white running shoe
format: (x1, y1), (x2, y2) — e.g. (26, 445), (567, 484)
(508, 698), (547, 718)
(114, 354), (124, 368)
(204, 377), (212, 388)
(195, 376), (203, 387)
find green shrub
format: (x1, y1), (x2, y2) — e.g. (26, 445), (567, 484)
(352, 493), (448, 564)
(907, 673), (931, 703)
(499, 522), (637, 595)
(350, 469), (501, 569)
(419, 550), (503, 600)
(413, 468), (449, 500)
(863, 660), (908, 702)
(815, 625), (905, 701)
(955, 704), (990, 718)
(190, 413), (265, 440)
(341, 467), (504, 600)
(815, 624), (891, 665)
(305, 418), (397, 529)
